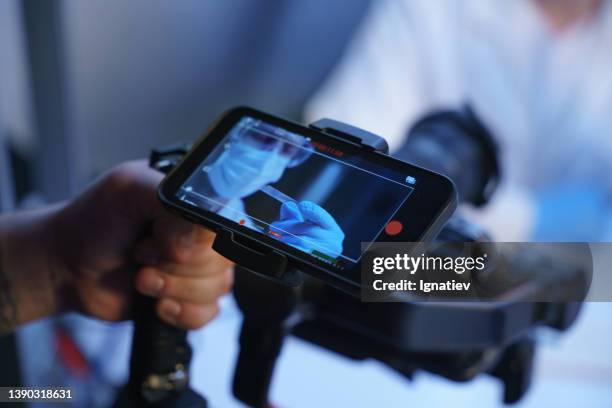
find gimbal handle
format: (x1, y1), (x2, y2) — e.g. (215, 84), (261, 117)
(115, 144), (205, 408)
(127, 294), (196, 404)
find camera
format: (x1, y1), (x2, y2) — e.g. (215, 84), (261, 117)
(121, 106), (588, 408)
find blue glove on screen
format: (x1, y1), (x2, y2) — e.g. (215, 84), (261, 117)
(534, 184), (609, 241)
(270, 201), (345, 259)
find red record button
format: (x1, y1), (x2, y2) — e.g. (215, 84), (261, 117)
(385, 220), (403, 236)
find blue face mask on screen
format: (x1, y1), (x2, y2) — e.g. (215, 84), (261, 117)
(208, 142), (292, 199)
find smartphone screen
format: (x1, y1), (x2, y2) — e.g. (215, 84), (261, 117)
(160, 107), (456, 288)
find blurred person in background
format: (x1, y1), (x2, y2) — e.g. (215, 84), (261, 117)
(306, 0), (612, 242)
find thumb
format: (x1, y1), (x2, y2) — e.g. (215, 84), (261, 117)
(280, 201), (304, 222)
(115, 160), (167, 222)
(298, 201), (340, 230)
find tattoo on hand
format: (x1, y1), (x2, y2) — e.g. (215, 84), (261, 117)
(0, 244), (18, 335)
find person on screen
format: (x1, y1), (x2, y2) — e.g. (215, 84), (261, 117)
(207, 120), (311, 199)
(187, 119), (345, 258)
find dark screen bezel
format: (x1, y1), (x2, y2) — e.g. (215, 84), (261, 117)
(159, 107), (456, 290)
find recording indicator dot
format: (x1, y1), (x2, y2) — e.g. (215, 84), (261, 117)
(239, 219), (245, 225)
(385, 220), (403, 236)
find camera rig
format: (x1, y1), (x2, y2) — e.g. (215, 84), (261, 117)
(116, 109), (588, 408)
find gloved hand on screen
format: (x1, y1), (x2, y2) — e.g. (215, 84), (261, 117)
(270, 201), (345, 258)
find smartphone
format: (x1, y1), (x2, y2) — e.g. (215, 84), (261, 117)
(159, 107), (456, 292)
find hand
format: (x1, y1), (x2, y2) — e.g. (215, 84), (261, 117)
(42, 160), (234, 329)
(270, 201), (344, 258)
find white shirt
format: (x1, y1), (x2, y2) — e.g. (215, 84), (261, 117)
(305, 0), (612, 240)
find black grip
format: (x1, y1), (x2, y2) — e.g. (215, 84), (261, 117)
(126, 293), (194, 405)
(232, 321), (285, 408)
(115, 147), (207, 407)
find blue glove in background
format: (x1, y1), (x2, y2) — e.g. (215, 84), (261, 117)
(270, 201), (345, 258)
(534, 183), (609, 241)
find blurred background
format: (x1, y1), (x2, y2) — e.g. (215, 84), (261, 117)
(1, 0), (611, 407)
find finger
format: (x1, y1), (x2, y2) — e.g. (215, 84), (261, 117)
(152, 214), (197, 261)
(160, 250), (234, 278)
(153, 215), (216, 263)
(135, 266), (233, 304)
(298, 201), (340, 230)
(280, 201), (303, 221)
(135, 231), (231, 274)
(157, 300), (220, 330)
